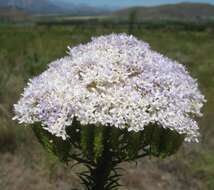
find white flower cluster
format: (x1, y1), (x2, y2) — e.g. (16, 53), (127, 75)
(13, 34), (205, 142)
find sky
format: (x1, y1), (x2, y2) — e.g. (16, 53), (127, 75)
(53, 0), (214, 8)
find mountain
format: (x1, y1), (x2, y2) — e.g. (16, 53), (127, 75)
(0, 0), (61, 14)
(0, 6), (28, 21)
(52, 1), (111, 16)
(2, 1), (213, 21)
(113, 3), (214, 21)
(0, 0), (111, 16)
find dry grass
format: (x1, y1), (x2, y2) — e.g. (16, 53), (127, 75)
(0, 24), (214, 189)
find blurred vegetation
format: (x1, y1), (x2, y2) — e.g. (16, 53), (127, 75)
(0, 22), (214, 189)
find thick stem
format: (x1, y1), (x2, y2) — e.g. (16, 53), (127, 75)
(79, 127), (120, 190)
(90, 149), (115, 190)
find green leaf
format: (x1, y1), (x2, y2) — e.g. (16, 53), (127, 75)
(32, 124), (70, 162)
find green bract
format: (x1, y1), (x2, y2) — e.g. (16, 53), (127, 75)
(33, 119), (184, 190)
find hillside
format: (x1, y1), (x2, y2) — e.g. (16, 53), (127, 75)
(113, 3), (214, 21)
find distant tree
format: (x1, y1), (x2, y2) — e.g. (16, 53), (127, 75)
(128, 9), (137, 34)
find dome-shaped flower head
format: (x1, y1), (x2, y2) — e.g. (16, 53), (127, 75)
(13, 34), (205, 142)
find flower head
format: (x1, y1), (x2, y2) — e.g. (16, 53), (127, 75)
(13, 34), (205, 142)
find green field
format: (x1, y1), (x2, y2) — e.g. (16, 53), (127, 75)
(0, 24), (214, 190)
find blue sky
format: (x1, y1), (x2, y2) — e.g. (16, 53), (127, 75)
(52, 0), (214, 7)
